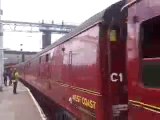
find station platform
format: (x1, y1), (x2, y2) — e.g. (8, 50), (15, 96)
(0, 81), (46, 120)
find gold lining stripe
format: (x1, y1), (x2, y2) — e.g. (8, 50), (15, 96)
(55, 81), (100, 94)
(131, 103), (141, 108)
(129, 100), (160, 111)
(129, 99), (160, 114)
(52, 81), (102, 96)
(129, 100), (143, 105)
(142, 103), (160, 111)
(143, 106), (160, 114)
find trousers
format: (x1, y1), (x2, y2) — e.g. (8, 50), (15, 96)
(13, 81), (18, 94)
(4, 78), (7, 86)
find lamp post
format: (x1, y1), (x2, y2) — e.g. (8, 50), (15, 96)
(20, 43), (23, 51)
(0, 0), (3, 92)
(20, 43), (24, 62)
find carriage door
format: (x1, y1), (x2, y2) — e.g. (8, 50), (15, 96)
(127, 0), (160, 119)
(108, 18), (128, 119)
(139, 0), (160, 119)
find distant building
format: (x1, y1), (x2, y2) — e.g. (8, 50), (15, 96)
(4, 50), (37, 66)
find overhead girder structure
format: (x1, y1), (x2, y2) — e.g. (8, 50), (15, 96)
(0, 20), (77, 33)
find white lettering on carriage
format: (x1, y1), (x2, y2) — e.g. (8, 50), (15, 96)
(110, 73), (123, 82)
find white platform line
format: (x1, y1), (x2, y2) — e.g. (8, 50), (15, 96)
(25, 86), (47, 120)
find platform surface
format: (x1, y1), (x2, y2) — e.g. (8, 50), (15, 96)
(0, 81), (43, 120)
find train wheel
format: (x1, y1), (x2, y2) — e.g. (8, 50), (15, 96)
(55, 111), (76, 120)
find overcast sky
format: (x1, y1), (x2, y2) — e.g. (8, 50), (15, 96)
(1, 0), (120, 51)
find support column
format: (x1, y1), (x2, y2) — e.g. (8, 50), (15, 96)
(0, 2), (3, 91)
(42, 31), (51, 49)
(22, 53), (25, 62)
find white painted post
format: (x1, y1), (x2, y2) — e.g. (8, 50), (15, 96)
(0, 0), (3, 92)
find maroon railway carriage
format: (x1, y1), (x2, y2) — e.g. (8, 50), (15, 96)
(16, 0), (160, 119)
(16, 1), (128, 120)
(127, 0), (160, 119)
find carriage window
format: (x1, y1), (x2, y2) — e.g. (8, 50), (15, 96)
(141, 16), (160, 58)
(141, 16), (160, 88)
(39, 57), (41, 64)
(46, 54), (49, 62)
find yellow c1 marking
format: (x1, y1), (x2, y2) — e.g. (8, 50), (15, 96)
(72, 95), (96, 109)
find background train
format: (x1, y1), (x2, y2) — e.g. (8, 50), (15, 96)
(15, 0), (160, 119)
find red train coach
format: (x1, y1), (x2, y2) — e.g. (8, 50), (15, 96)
(16, 1), (128, 120)
(16, 0), (160, 119)
(127, 0), (160, 119)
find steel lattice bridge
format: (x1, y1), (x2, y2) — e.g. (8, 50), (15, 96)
(0, 20), (78, 33)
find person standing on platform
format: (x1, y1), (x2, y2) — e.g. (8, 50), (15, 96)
(3, 70), (7, 86)
(12, 68), (20, 94)
(8, 68), (12, 86)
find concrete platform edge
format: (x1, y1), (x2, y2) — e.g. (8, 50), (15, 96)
(25, 87), (47, 120)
